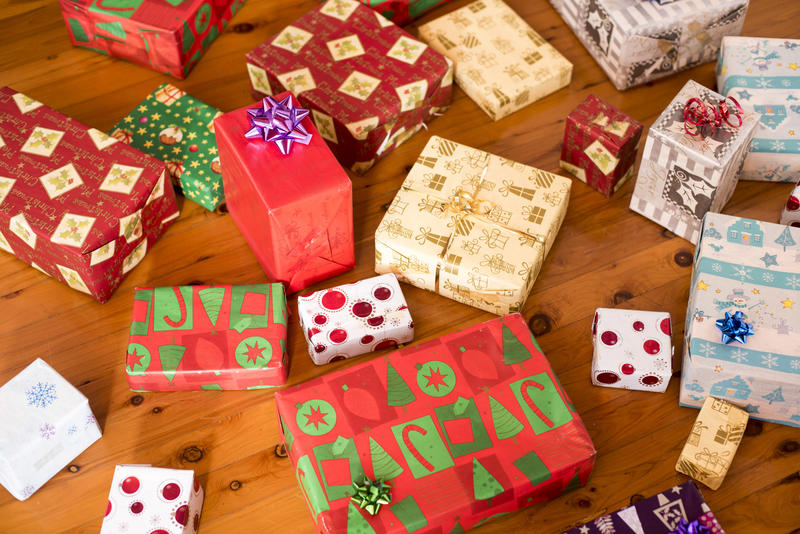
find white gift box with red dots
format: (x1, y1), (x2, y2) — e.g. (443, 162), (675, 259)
(101, 465), (203, 534)
(297, 273), (415, 365)
(591, 308), (674, 392)
(780, 180), (800, 228)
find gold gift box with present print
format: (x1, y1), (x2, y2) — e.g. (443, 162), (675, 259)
(374, 136), (570, 314)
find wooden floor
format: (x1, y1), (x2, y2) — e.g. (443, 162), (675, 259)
(1, 0), (799, 532)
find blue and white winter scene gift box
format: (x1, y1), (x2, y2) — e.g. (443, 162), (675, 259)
(0, 358), (102, 500)
(680, 213), (800, 428)
(717, 37), (800, 182)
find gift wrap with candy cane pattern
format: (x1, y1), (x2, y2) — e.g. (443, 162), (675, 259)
(717, 37), (800, 183)
(0, 358), (101, 501)
(780, 179), (800, 227)
(680, 213), (800, 428)
(548, 0), (748, 91)
(629, 80), (760, 244)
(417, 0), (572, 121)
(374, 136), (571, 315)
(274, 313), (596, 534)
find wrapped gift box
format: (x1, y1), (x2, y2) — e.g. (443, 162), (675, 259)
(418, 0), (572, 121)
(214, 92), (354, 293)
(0, 358), (101, 501)
(126, 283), (288, 391)
(676, 396), (748, 490)
(0, 87), (179, 303)
(111, 84), (224, 212)
(680, 213), (800, 428)
(548, 0), (748, 91)
(591, 308), (673, 393)
(717, 37), (800, 183)
(358, 0), (452, 26)
(562, 481), (724, 533)
(560, 94), (643, 197)
(375, 136), (571, 315)
(59, 0), (244, 79)
(780, 180), (800, 227)
(298, 273), (414, 365)
(100, 465), (204, 533)
(629, 80), (759, 244)
(245, 0), (453, 173)
(275, 313), (596, 533)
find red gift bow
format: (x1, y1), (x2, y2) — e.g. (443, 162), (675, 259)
(683, 96), (743, 138)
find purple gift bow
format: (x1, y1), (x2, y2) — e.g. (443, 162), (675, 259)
(670, 518), (711, 534)
(244, 95), (312, 155)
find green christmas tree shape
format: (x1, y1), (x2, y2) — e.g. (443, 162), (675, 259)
(387, 363), (415, 408)
(198, 287), (225, 326)
(489, 396), (524, 441)
(159, 344), (186, 382)
(775, 227), (796, 251)
(502, 325), (532, 367)
(346, 502), (376, 534)
(561, 470), (581, 495)
(369, 437), (403, 480)
(447, 524), (465, 534)
(472, 457), (504, 500)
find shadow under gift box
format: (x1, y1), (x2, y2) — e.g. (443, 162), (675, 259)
(214, 91), (355, 294)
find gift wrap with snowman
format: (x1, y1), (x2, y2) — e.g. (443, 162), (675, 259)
(374, 136), (570, 315)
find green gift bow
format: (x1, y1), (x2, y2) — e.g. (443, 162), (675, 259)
(351, 478), (392, 515)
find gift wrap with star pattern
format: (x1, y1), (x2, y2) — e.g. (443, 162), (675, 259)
(374, 136), (571, 315)
(717, 37), (800, 183)
(245, 0), (453, 173)
(629, 80), (760, 244)
(111, 84), (224, 212)
(548, 0), (748, 91)
(680, 213), (800, 428)
(0, 87), (179, 303)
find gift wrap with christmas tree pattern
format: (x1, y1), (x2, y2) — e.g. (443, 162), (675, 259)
(357, 0), (452, 26)
(375, 136), (571, 315)
(111, 84), (224, 212)
(676, 396), (748, 490)
(780, 180), (800, 227)
(245, 0), (453, 173)
(275, 313), (596, 534)
(0, 87), (179, 303)
(717, 37), (800, 183)
(418, 0), (572, 121)
(126, 284), (289, 391)
(680, 213), (800, 428)
(629, 80), (760, 244)
(548, 0), (748, 91)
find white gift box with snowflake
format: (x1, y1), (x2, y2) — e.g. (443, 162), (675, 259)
(0, 358), (101, 500)
(680, 212), (800, 428)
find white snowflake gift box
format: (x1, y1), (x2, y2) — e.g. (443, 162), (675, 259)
(680, 212), (800, 428)
(629, 80), (760, 244)
(297, 273), (414, 365)
(0, 358), (101, 501)
(591, 308), (673, 392)
(101, 465), (204, 534)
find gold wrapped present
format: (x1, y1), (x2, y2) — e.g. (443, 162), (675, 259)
(374, 136), (570, 314)
(418, 0), (572, 121)
(675, 396), (748, 490)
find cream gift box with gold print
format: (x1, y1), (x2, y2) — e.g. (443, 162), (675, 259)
(418, 0), (572, 121)
(375, 136), (570, 315)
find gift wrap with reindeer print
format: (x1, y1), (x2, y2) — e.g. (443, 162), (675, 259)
(548, 0), (748, 91)
(629, 80), (760, 244)
(680, 213), (800, 428)
(374, 136), (571, 315)
(274, 313), (596, 534)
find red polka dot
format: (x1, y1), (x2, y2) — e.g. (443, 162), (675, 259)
(329, 329), (347, 343)
(105, 500), (112, 517)
(121, 476), (140, 494)
(314, 344), (326, 353)
(592, 312), (598, 335)
(321, 290), (346, 310)
(643, 339), (660, 354)
(367, 316), (384, 326)
(189, 145), (199, 152)
(632, 321), (644, 332)
(621, 363), (635, 375)
(307, 327), (320, 338)
(787, 195), (799, 211)
(130, 501), (144, 514)
(660, 317), (672, 336)
(408, 321), (414, 329)
(313, 314), (327, 325)
(162, 483), (181, 500)
(150, 530), (169, 534)
(352, 301), (373, 317)
(600, 331), (618, 346)
(373, 286), (392, 300)
(139, 116), (148, 123)
(374, 339), (398, 350)
(595, 372), (620, 384)
(175, 504), (189, 525)
(360, 335), (374, 344)
(641, 375), (661, 385)
(329, 355), (347, 363)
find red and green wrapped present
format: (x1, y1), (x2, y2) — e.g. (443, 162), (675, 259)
(358, 0), (452, 26)
(560, 94), (643, 197)
(214, 92), (354, 293)
(275, 313), (596, 533)
(110, 84), (224, 212)
(126, 283), (288, 391)
(245, 0), (453, 173)
(0, 87), (179, 303)
(59, 0), (245, 79)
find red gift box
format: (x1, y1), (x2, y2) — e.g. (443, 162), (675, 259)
(559, 94), (643, 197)
(357, 0), (453, 26)
(214, 91), (354, 294)
(126, 283), (289, 391)
(245, 0), (453, 173)
(0, 87), (178, 303)
(275, 313), (596, 533)
(59, 0), (245, 79)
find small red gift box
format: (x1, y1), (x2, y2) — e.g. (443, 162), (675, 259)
(560, 94), (643, 197)
(214, 92), (354, 294)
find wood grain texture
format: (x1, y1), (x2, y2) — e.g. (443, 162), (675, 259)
(1, 0), (800, 532)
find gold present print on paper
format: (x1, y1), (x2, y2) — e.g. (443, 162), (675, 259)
(11, 92), (43, 114)
(395, 80), (428, 112)
(480, 253), (515, 275)
(0, 230), (12, 253)
(99, 163), (143, 195)
(312, 110), (337, 143)
(39, 163), (84, 199)
(87, 128), (118, 150)
(479, 228), (508, 249)
(320, 0), (359, 21)
(122, 238), (148, 274)
(500, 180), (536, 200)
(119, 210), (143, 243)
(378, 219), (413, 239)
(338, 71), (381, 101)
(9, 213), (36, 248)
(272, 25), (314, 54)
(276, 67), (317, 95)
(387, 37), (428, 65)
(20, 127), (65, 157)
(56, 264), (90, 294)
(584, 139), (620, 175)
(154, 85), (185, 105)
(345, 116), (379, 141)
(50, 213), (96, 248)
(247, 63), (272, 96)
(387, 197), (408, 216)
(326, 35), (365, 61)
(90, 240), (116, 266)
(0, 177), (15, 206)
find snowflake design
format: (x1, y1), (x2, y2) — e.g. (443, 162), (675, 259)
(762, 272), (775, 282)
(771, 140), (786, 152)
(85, 414), (97, 428)
(787, 275), (800, 290)
(698, 341), (717, 358)
(712, 262), (722, 272)
(730, 348), (748, 363)
(40, 423), (55, 440)
(67, 425), (78, 435)
(733, 266), (752, 280)
(21, 485), (36, 499)
(25, 381), (57, 408)
(761, 354), (778, 368)
(790, 360), (800, 370)
(756, 78), (773, 88)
